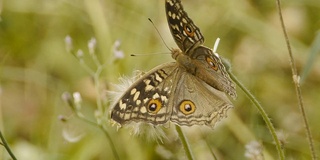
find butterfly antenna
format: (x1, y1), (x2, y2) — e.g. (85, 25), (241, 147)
(130, 52), (170, 56)
(148, 18), (171, 51)
(130, 19), (172, 57)
(213, 38), (220, 53)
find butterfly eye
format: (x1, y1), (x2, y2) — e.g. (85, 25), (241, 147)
(183, 24), (194, 37)
(179, 100), (196, 115)
(147, 99), (162, 114)
(206, 57), (218, 71)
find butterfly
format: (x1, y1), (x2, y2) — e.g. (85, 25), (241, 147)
(111, 0), (236, 127)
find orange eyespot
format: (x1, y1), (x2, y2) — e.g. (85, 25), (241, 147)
(206, 57), (218, 71)
(147, 99), (162, 114)
(184, 24), (194, 37)
(179, 100), (196, 115)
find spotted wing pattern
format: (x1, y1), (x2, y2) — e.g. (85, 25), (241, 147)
(111, 62), (232, 127)
(111, 0), (237, 127)
(166, 0), (237, 99)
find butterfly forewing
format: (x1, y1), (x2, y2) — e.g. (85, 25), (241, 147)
(111, 63), (178, 125)
(165, 0), (204, 53)
(166, 0), (237, 99)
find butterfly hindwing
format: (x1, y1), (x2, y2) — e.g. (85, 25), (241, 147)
(111, 62), (233, 127)
(191, 46), (237, 99)
(169, 68), (233, 126)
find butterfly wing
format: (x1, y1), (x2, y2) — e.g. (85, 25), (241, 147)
(111, 62), (233, 127)
(112, 0), (235, 126)
(111, 62), (179, 126)
(166, 0), (237, 99)
(165, 0), (204, 53)
(192, 46), (237, 99)
(169, 68), (233, 127)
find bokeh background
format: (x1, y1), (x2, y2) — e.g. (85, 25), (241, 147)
(0, 0), (319, 159)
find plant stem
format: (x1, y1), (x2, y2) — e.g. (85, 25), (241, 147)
(100, 125), (120, 160)
(93, 65), (104, 114)
(0, 131), (17, 160)
(175, 125), (194, 160)
(74, 113), (120, 160)
(228, 72), (285, 160)
(276, 0), (317, 159)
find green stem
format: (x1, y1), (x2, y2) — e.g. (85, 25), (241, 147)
(100, 126), (120, 160)
(0, 131), (17, 160)
(228, 72), (285, 160)
(202, 133), (218, 160)
(175, 125), (194, 160)
(75, 58), (118, 159)
(276, 0), (316, 159)
(75, 113), (120, 160)
(91, 61), (118, 159)
(93, 65), (104, 114)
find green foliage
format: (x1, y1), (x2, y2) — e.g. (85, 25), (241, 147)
(0, 0), (319, 159)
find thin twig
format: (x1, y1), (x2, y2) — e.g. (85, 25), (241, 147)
(85, 67), (119, 159)
(100, 125), (120, 160)
(228, 71), (285, 160)
(201, 133), (218, 160)
(92, 62), (119, 159)
(175, 125), (194, 160)
(0, 131), (17, 160)
(66, 38), (120, 160)
(93, 65), (104, 114)
(74, 112), (120, 160)
(275, 0), (317, 159)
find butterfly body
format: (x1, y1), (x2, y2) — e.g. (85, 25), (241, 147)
(111, 0), (236, 127)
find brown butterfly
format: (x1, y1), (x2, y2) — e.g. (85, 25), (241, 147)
(111, 0), (236, 127)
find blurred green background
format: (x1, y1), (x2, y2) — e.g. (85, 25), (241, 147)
(0, 0), (319, 159)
